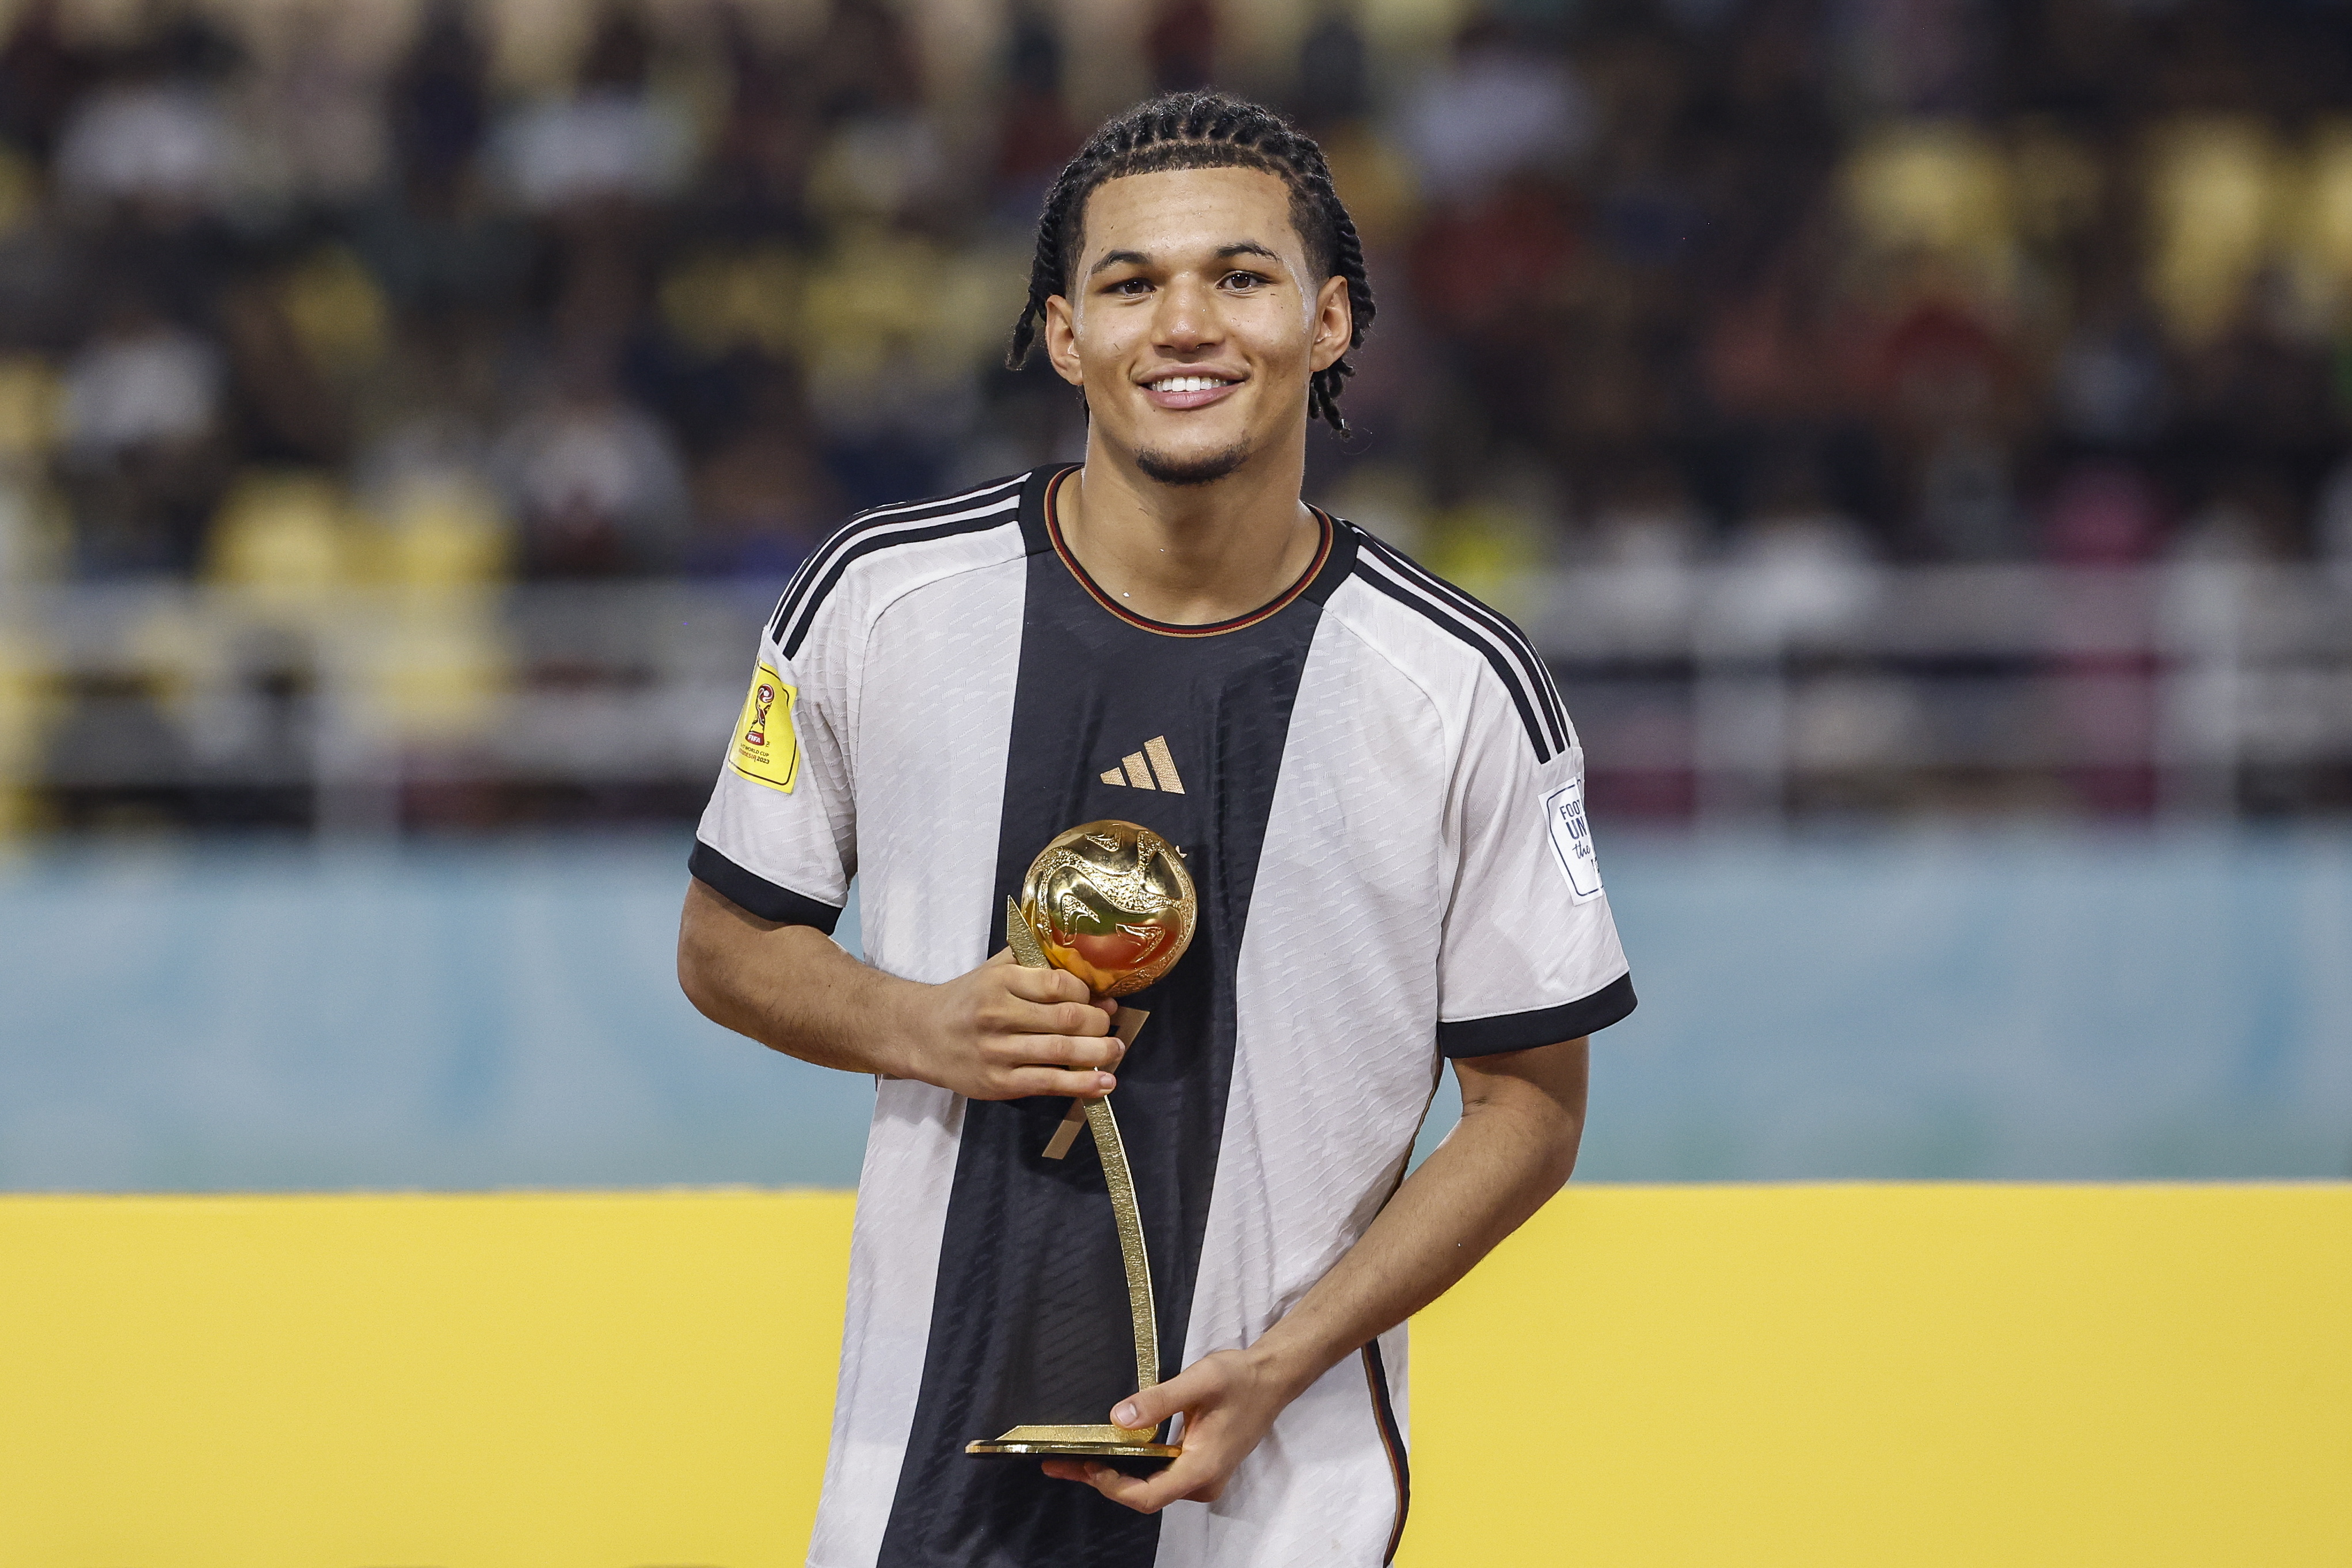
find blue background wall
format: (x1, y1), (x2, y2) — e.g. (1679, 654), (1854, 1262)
(4, 829), (2346, 1191)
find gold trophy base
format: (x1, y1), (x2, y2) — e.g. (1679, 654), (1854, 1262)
(965, 1424), (1180, 1460)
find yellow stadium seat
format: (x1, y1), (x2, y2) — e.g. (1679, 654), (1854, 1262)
(204, 470), (362, 604)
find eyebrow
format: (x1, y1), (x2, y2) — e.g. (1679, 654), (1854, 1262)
(1087, 249), (1150, 277)
(1085, 240), (1287, 278)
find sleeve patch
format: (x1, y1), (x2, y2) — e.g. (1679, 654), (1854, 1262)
(1543, 772), (1604, 903)
(730, 665), (801, 793)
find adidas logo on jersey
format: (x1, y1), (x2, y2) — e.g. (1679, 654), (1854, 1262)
(1098, 735), (1186, 793)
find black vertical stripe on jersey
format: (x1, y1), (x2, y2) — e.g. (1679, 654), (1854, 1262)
(875, 467), (1358, 1568)
(1363, 1340), (1410, 1565)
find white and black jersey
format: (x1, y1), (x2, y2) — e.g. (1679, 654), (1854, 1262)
(692, 467), (1634, 1568)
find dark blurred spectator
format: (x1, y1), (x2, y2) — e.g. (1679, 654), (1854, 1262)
(1723, 451), (1880, 638)
(493, 10), (692, 215)
(237, 6), (388, 207)
(699, 4), (815, 231)
(2317, 458), (2352, 584)
(1873, 299), (2023, 560)
(493, 355), (688, 577)
(688, 368), (835, 581)
(2041, 462), (2164, 566)
(2172, 466), (2303, 562)
(994, 6), (1081, 220)
(1589, 459), (1706, 569)
(809, 0), (924, 124)
(52, 40), (235, 218)
(0, 0), (98, 162)
(2051, 311), (2169, 451)
(55, 288), (227, 574)
(349, 168), (534, 325)
(1408, 169), (1580, 465)
(1840, 0), (1990, 117)
(216, 271), (348, 465)
(1399, 20), (1592, 200)
(59, 296), (220, 460)
(1293, 4), (1372, 130)
(389, 0), (489, 189)
(1145, 0), (1218, 96)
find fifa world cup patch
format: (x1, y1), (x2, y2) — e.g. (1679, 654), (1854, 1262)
(730, 664), (800, 793)
(1543, 771), (1604, 903)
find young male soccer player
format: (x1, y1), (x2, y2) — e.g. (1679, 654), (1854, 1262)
(679, 91), (1635, 1567)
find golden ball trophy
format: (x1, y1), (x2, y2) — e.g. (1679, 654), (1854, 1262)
(964, 820), (1197, 1464)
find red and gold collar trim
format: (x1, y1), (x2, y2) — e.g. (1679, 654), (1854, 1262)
(1044, 466), (1334, 638)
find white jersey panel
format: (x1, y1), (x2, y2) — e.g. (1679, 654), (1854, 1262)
(1161, 611), (1447, 1566)
(693, 480), (1026, 923)
(804, 542), (1029, 1568)
(1322, 566), (1632, 1045)
(811, 1080), (965, 1568)
(1436, 703), (1628, 1038)
(851, 555), (1028, 984)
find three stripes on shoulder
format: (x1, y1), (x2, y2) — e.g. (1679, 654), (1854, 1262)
(1101, 736), (1186, 793)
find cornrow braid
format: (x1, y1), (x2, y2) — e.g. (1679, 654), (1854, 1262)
(1007, 90), (1376, 437)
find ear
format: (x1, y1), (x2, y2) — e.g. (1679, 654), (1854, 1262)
(1043, 294), (1085, 387)
(1308, 275), (1352, 375)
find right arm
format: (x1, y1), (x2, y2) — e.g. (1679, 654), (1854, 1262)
(676, 878), (1126, 1101)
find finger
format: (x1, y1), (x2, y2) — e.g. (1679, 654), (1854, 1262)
(988, 995), (1113, 1041)
(1004, 997), (1110, 1037)
(1065, 1453), (1219, 1515)
(986, 1032), (1123, 1070)
(985, 947), (1015, 966)
(1002, 966), (1093, 1004)
(985, 1065), (1115, 1101)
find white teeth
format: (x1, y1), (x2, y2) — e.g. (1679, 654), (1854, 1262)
(1151, 375), (1230, 393)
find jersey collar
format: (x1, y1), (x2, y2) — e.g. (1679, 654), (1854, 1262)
(1027, 463), (1342, 638)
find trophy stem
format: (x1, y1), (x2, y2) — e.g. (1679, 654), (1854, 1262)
(1082, 1094), (1160, 1397)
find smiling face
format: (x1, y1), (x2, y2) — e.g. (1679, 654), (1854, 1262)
(1044, 165), (1353, 488)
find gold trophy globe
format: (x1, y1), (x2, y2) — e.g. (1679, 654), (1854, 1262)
(965, 821), (1197, 1463)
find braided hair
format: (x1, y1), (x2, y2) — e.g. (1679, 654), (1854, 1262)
(1007, 91), (1376, 436)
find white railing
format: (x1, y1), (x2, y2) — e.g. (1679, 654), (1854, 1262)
(5, 564), (2349, 829)
(1529, 562), (2352, 821)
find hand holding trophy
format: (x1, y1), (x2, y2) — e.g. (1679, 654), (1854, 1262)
(965, 820), (1197, 1464)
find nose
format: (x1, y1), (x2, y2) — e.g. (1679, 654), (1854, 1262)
(1152, 274), (1221, 354)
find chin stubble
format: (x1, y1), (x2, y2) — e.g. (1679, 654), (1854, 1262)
(1133, 440), (1253, 488)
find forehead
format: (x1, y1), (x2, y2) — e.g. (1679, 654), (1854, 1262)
(1075, 165), (1305, 266)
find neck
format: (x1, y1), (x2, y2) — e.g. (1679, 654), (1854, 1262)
(1059, 428), (1320, 626)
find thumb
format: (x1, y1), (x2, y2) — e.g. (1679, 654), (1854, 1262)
(1110, 1377), (1190, 1431)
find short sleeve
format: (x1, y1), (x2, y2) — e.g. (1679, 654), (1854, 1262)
(1434, 682), (1635, 1056)
(688, 606), (857, 933)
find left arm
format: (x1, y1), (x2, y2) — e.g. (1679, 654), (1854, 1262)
(1045, 1035), (1589, 1512)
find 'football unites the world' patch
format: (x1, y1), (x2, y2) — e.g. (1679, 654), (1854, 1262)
(1543, 765), (1603, 903)
(730, 664), (800, 792)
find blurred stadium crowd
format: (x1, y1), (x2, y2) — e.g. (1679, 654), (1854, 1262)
(2, 0), (2351, 834)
